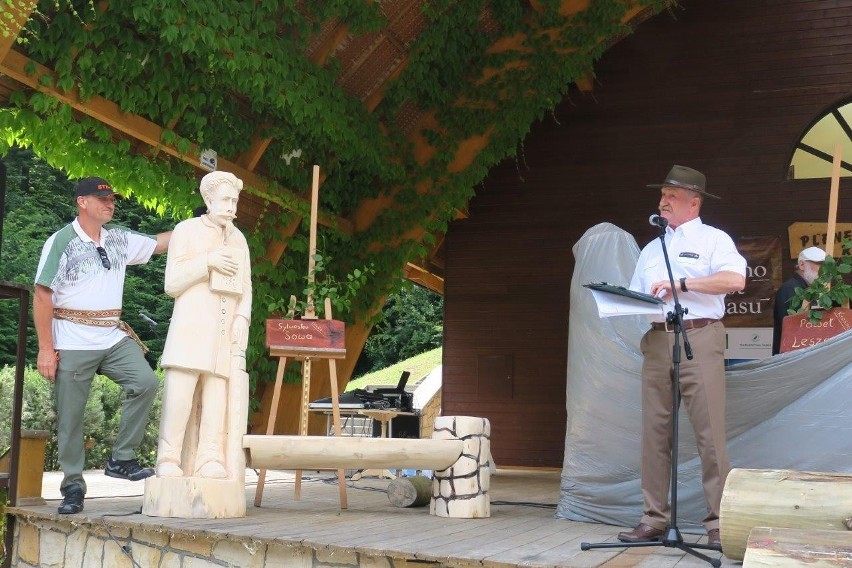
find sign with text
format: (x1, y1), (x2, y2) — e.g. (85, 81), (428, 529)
(265, 319), (346, 359)
(788, 222), (852, 259)
(725, 327), (772, 360)
(779, 308), (852, 353)
(725, 236), (782, 327)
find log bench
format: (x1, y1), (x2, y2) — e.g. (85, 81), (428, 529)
(742, 526), (852, 567)
(720, 468), (852, 561)
(243, 435), (464, 471)
(243, 415), (492, 518)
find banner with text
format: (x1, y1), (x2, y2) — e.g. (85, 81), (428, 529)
(725, 236), (782, 327)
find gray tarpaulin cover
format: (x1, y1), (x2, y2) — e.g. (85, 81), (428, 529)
(556, 223), (852, 531)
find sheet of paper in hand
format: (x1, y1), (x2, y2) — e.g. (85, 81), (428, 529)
(584, 282), (666, 318)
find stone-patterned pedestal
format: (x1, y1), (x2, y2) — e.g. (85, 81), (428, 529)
(430, 416), (491, 518)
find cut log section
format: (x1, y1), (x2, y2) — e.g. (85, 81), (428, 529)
(743, 526), (852, 567)
(720, 468), (852, 561)
(243, 435), (464, 471)
(388, 475), (432, 508)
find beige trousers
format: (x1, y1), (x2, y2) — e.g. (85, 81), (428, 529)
(639, 321), (730, 532)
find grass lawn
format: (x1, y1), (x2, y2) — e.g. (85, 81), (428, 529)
(345, 347), (442, 392)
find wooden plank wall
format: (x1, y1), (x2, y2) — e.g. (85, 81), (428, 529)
(442, 0), (852, 468)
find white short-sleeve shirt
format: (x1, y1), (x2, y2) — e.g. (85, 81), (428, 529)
(35, 218), (157, 350)
(630, 217), (746, 321)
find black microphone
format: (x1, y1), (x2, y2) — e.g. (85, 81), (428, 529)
(648, 214), (669, 228)
(139, 312), (158, 327)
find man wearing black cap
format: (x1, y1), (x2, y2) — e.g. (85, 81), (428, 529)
(33, 177), (172, 514)
(618, 165), (746, 548)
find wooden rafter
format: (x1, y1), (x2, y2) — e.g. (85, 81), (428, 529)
(236, 129), (274, 171)
(311, 23), (351, 66)
(0, 1), (36, 60)
(0, 48), (352, 235)
(403, 262), (444, 295)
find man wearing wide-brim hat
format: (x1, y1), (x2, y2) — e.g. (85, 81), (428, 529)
(617, 165), (747, 549)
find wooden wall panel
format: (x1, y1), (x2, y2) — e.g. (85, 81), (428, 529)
(443, 0), (852, 468)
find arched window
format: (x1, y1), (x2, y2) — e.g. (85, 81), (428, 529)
(789, 101), (852, 179)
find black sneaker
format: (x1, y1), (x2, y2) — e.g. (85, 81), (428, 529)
(105, 456), (154, 481)
(58, 484), (84, 514)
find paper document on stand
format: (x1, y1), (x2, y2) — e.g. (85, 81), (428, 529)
(586, 288), (667, 318)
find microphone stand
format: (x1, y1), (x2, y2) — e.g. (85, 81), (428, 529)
(580, 221), (722, 567)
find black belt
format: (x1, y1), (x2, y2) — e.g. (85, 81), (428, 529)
(650, 318), (720, 332)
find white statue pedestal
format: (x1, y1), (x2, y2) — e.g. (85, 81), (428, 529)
(142, 360), (250, 519)
(142, 475), (246, 518)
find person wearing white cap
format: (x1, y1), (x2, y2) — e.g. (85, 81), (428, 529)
(772, 246), (828, 354)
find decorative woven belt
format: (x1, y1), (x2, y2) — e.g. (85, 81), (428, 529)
(650, 318), (720, 333)
(53, 308), (148, 353)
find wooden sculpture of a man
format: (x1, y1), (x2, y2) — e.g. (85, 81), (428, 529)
(155, 170), (252, 480)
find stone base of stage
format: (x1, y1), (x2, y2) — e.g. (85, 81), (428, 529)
(9, 513), (411, 568)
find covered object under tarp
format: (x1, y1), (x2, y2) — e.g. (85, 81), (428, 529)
(556, 223), (852, 532)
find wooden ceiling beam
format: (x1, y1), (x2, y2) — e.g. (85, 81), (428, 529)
(403, 262), (444, 296)
(311, 23), (351, 66)
(262, 216), (302, 264)
(0, 48), (352, 235)
(575, 71), (595, 92)
(237, 129), (273, 171)
(529, 0), (591, 16)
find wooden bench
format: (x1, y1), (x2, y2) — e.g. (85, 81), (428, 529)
(244, 435), (464, 471)
(244, 415), (492, 518)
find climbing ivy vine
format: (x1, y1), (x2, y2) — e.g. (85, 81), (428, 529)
(0, 0), (674, 387)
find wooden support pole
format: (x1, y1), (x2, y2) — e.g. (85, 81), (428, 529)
(826, 143), (842, 257)
(325, 297), (348, 509)
(253, 356), (288, 507)
(304, 165), (320, 319)
(293, 357), (312, 500)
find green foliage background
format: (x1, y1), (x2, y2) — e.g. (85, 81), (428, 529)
(354, 281), (443, 376)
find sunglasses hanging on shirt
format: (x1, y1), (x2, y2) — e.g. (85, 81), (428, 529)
(96, 246), (111, 270)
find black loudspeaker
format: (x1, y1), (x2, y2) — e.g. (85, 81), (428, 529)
(372, 414), (420, 438)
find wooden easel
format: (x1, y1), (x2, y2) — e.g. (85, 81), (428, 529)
(254, 165), (349, 509)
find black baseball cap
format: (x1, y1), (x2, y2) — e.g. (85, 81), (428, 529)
(74, 177), (123, 199)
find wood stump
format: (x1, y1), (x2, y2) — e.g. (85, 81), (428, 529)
(388, 475), (432, 508)
(720, 468), (852, 560)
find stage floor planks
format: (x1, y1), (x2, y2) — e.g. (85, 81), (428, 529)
(9, 468), (736, 567)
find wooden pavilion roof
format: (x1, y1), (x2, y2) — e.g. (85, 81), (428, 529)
(0, 1), (665, 296)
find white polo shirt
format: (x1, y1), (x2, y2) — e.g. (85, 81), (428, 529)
(630, 217), (746, 321)
(35, 219), (157, 350)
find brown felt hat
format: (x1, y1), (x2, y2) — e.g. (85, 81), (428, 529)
(646, 165), (720, 199)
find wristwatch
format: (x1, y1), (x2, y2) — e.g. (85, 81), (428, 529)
(679, 277), (688, 292)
